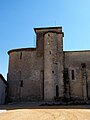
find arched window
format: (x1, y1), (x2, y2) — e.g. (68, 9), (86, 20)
(70, 69), (76, 81)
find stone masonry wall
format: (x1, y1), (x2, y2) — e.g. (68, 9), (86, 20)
(64, 51), (90, 100)
(8, 49), (44, 102)
(44, 32), (58, 101)
(0, 78), (6, 104)
(44, 32), (64, 101)
(8, 27), (64, 102)
(35, 27), (64, 101)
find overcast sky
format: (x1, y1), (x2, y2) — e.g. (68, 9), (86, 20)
(0, 0), (90, 79)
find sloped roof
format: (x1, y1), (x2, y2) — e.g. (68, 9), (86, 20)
(0, 74), (7, 85)
(8, 48), (36, 55)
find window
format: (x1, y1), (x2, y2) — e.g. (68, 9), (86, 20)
(70, 68), (76, 81)
(70, 69), (76, 81)
(48, 34), (50, 36)
(52, 70), (54, 74)
(20, 80), (23, 87)
(20, 52), (22, 59)
(49, 51), (51, 54)
(71, 70), (75, 80)
(56, 85), (59, 97)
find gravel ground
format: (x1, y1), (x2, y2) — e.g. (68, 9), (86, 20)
(0, 109), (90, 120)
(0, 104), (90, 120)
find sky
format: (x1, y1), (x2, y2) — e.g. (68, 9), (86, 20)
(0, 0), (90, 79)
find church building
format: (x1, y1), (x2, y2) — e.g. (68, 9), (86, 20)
(7, 27), (90, 102)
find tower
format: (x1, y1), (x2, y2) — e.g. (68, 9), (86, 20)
(34, 27), (64, 101)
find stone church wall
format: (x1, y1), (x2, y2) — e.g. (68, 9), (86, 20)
(64, 51), (90, 100)
(8, 27), (64, 102)
(44, 32), (64, 101)
(7, 26), (90, 103)
(8, 48), (44, 102)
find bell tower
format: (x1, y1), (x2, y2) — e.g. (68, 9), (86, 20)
(34, 27), (64, 101)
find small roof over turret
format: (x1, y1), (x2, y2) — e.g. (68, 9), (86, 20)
(34, 26), (63, 33)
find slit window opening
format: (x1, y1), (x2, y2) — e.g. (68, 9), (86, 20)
(20, 80), (23, 87)
(56, 85), (59, 97)
(71, 70), (75, 80)
(50, 51), (51, 54)
(52, 71), (54, 74)
(20, 52), (22, 59)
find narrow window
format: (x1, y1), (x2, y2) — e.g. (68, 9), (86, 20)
(52, 70), (54, 74)
(48, 34), (50, 36)
(49, 51), (51, 54)
(71, 70), (75, 80)
(20, 80), (23, 87)
(20, 52), (22, 59)
(56, 85), (59, 97)
(41, 70), (44, 100)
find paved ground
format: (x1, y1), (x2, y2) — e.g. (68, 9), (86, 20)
(0, 104), (90, 120)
